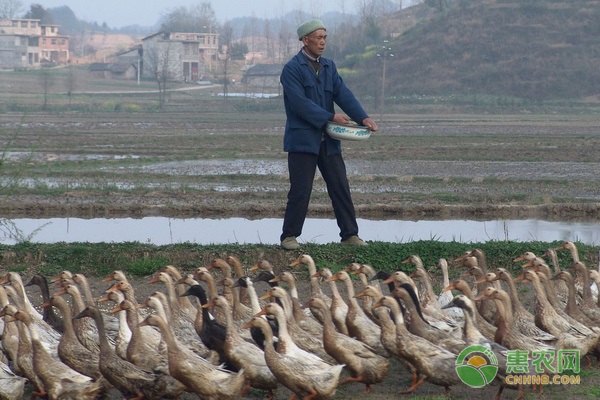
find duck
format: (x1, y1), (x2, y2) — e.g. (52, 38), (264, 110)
(441, 279), (497, 341)
(344, 263), (379, 322)
(382, 270), (455, 331)
(179, 284), (228, 365)
(391, 284), (464, 354)
(225, 255), (251, 306)
(243, 316), (344, 400)
(110, 299), (168, 371)
(311, 268), (349, 335)
(42, 295), (102, 381)
(0, 303), (46, 396)
(490, 268), (557, 342)
(305, 297), (389, 393)
(371, 296), (463, 395)
(269, 271), (323, 336)
(203, 295), (279, 398)
(24, 274), (64, 333)
(568, 261), (600, 324)
(590, 270), (600, 307)
(326, 271), (389, 357)
(218, 277), (255, 335)
(474, 287), (555, 353)
(233, 276), (278, 351)
(515, 270), (600, 357)
(555, 241), (599, 302)
(551, 270), (599, 328)
(435, 258), (454, 308)
(454, 255), (497, 323)
(208, 258), (237, 305)
(526, 262), (599, 334)
(441, 294), (523, 400)
(260, 286), (335, 364)
(289, 254), (332, 307)
(7, 307), (103, 400)
(73, 306), (186, 400)
(158, 264), (198, 315)
(0, 359), (26, 400)
(138, 291), (217, 362)
(97, 289), (132, 360)
(367, 302), (420, 388)
(139, 313), (247, 400)
(541, 247), (569, 302)
(1, 272), (62, 346)
(149, 271), (196, 324)
(53, 283), (102, 355)
(193, 269), (229, 324)
(0, 286), (21, 375)
(406, 256), (460, 327)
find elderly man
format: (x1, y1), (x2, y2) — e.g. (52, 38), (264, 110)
(279, 19), (378, 250)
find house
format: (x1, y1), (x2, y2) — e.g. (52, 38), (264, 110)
(242, 63), (283, 88)
(0, 18), (69, 69)
(110, 62), (137, 80)
(0, 18), (41, 69)
(141, 30), (219, 82)
(40, 24), (69, 64)
(89, 62), (110, 78)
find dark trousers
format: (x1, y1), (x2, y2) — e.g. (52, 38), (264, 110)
(281, 141), (359, 242)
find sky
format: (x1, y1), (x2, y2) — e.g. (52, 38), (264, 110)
(32, 0), (352, 28)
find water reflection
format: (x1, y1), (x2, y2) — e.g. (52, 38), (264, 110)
(1, 217), (598, 245)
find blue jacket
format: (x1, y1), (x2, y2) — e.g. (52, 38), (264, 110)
(280, 50), (369, 155)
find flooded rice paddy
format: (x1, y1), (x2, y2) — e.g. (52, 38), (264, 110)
(2, 217), (599, 246)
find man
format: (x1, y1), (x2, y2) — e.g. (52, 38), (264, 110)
(279, 18), (378, 250)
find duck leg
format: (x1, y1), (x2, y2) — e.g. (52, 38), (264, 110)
(302, 390), (319, 400)
(400, 375), (427, 394)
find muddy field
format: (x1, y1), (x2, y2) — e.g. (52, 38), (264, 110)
(1, 112), (600, 223)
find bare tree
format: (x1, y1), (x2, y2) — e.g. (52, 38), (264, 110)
(160, 2), (219, 33)
(39, 68), (55, 111)
(0, 0), (23, 18)
(263, 18), (274, 59)
(219, 22), (235, 98)
(276, 16), (294, 63)
(65, 66), (77, 109)
(144, 39), (179, 110)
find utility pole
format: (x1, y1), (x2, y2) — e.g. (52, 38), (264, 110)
(377, 40), (394, 123)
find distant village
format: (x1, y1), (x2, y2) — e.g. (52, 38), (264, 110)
(0, 17), (282, 88)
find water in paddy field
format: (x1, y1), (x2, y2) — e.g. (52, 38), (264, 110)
(1, 217), (599, 246)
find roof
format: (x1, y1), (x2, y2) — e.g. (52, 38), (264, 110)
(89, 63), (110, 71)
(244, 64), (283, 77)
(110, 62), (136, 73)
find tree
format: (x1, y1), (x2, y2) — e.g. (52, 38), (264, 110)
(160, 2), (219, 33)
(23, 3), (53, 23)
(424, 0), (448, 12)
(0, 0), (22, 18)
(143, 37), (179, 110)
(230, 42), (248, 60)
(219, 22), (235, 98)
(65, 66), (77, 108)
(38, 68), (55, 111)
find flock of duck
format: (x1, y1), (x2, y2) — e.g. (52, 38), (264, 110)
(0, 240), (599, 399)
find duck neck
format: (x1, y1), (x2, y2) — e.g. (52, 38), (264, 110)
(462, 306), (485, 344)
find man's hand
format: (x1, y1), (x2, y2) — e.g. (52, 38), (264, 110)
(331, 114), (351, 124)
(362, 117), (378, 132)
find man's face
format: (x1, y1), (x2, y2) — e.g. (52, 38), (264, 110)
(302, 29), (327, 58)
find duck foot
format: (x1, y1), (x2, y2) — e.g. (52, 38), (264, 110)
(400, 376), (427, 394)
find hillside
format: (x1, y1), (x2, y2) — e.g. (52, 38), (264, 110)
(350, 0), (600, 100)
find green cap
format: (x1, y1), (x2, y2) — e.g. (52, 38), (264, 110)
(297, 19), (326, 40)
